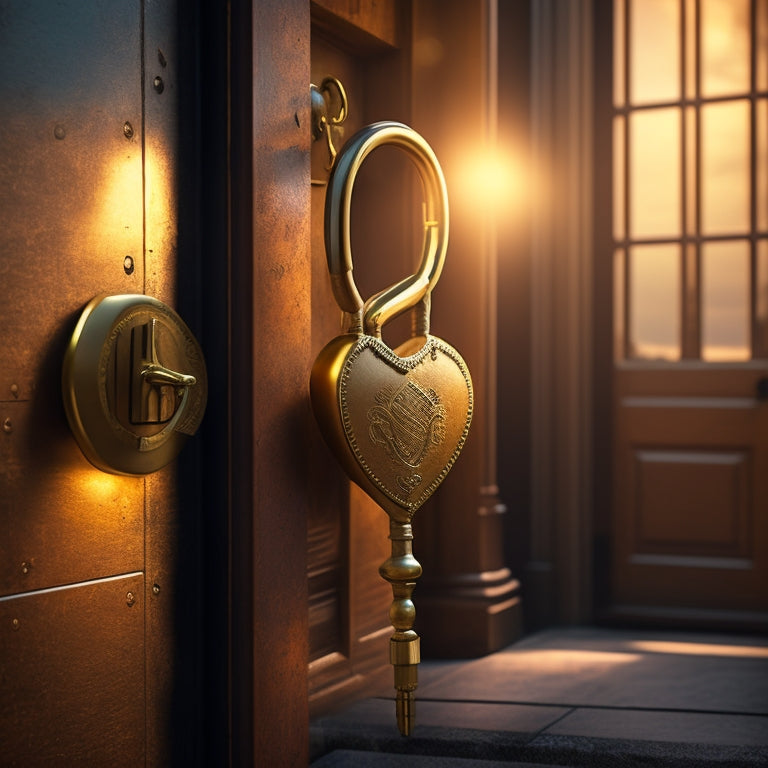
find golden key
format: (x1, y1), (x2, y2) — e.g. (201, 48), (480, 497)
(310, 121), (473, 736)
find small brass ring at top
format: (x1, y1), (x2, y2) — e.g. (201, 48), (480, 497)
(320, 76), (348, 126)
(324, 121), (449, 337)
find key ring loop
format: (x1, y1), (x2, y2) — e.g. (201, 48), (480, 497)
(324, 121), (449, 337)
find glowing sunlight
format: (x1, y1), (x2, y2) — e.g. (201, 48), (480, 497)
(451, 145), (527, 222)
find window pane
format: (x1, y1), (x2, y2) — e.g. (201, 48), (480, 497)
(758, 99), (768, 233)
(614, 248), (626, 360)
(614, 116), (625, 240)
(757, 240), (768, 358)
(629, 244), (681, 361)
(701, 100), (750, 235)
(684, 0), (697, 99)
(630, 0), (680, 105)
(701, 0), (751, 98)
(614, 0), (626, 107)
(701, 241), (751, 362)
(683, 243), (700, 358)
(759, 0), (768, 93)
(629, 108), (681, 239)
(684, 106), (697, 235)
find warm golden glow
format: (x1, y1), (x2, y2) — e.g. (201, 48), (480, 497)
(510, 649), (644, 672)
(629, 640), (768, 659)
(92, 147), (143, 258)
(701, 0), (750, 97)
(629, 108), (681, 240)
(629, 0), (680, 105)
(757, 99), (768, 232)
(701, 100), (750, 235)
(612, 117), (625, 240)
(89, 136), (173, 290)
(451, 145), (526, 222)
(144, 138), (174, 238)
(76, 467), (130, 501)
(37, 461), (143, 532)
(629, 245), (681, 361)
(701, 241), (751, 361)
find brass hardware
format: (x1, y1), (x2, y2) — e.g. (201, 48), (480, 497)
(310, 122), (472, 736)
(62, 294), (207, 476)
(310, 76), (348, 178)
(323, 121), (449, 335)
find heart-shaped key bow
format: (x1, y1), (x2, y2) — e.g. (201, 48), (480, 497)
(310, 122), (472, 736)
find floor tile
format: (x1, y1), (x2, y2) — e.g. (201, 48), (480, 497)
(312, 628), (768, 767)
(314, 696), (569, 736)
(418, 628), (768, 714)
(311, 750), (570, 767)
(543, 706), (768, 746)
(415, 700), (569, 734)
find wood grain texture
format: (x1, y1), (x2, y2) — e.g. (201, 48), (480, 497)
(226, 1), (312, 764)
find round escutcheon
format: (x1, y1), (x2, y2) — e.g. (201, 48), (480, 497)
(62, 294), (207, 475)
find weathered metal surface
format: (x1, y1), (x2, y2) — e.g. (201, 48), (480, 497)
(0, 573), (145, 766)
(0, 1), (144, 403)
(0, 0), (147, 595)
(0, 397), (144, 597)
(0, 2), (188, 766)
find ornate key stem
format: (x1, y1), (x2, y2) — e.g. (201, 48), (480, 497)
(379, 520), (422, 736)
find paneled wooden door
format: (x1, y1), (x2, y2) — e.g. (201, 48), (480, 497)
(605, 0), (768, 628)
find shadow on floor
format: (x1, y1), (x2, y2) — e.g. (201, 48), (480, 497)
(310, 626), (768, 767)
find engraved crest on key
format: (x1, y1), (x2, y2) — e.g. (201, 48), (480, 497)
(310, 121), (472, 736)
(339, 335), (471, 514)
(369, 380), (444, 470)
(368, 377), (445, 492)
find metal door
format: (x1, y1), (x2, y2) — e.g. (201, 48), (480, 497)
(0, 2), (204, 764)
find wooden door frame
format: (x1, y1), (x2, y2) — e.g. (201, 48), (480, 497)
(231, 1), (311, 764)
(198, 1), (312, 765)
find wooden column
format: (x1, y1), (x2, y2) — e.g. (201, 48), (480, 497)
(527, 0), (595, 627)
(410, 0), (522, 658)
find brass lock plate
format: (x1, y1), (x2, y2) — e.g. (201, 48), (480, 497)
(62, 294), (207, 475)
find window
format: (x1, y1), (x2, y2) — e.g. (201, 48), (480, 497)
(612, 0), (768, 362)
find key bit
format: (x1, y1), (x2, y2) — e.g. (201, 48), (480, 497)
(392, 636), (419, 735)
